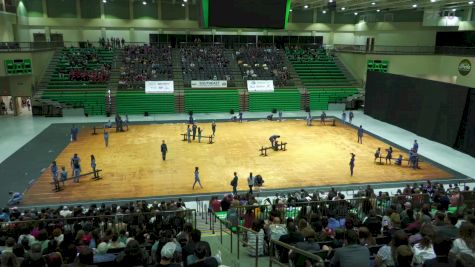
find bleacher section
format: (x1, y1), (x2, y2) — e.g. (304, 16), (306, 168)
(248, 89), (301, 112)
(308, 87), (359, 110)
(116, 91), (175, 114)
(184, 89), (240, 113)
(38, 47), (114, 115)
(236, 46), (292, 87)
(180, 46), (232, 87)
(119, 45), (172, 90)
(286, 48), (353, 87)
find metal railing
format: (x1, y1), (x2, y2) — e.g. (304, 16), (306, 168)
(333, 44), (436, 54)
(270, 239), (324, 267)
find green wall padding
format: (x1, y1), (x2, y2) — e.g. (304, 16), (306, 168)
(184, 90), (239, 113)
(248, 90), (301, 112)
(117, 92), (175, 114)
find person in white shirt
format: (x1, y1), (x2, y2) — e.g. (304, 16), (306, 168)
(413, 224), (436, 265)
(450, 222), (475, 258)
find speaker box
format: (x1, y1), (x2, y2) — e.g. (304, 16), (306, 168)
(144, 111), (149, 116)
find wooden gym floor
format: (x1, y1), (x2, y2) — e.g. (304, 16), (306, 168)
(22, 119), (454, 205)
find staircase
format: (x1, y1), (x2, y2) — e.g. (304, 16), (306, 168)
(32, 49), (64, 108)
(106, 49), (123, 115)
(281, 51), (303, 88)
(224, 49), (245, 88)
(333, 55), (361, 87)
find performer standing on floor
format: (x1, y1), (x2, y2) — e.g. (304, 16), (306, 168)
(385, 146), (393, 164)
(60, 166), (67, 187)
(103, 129), (109, 147)
(374, 148), (381, 162)
(192, 167), (203, 189)
(212, 121), (216, 136)
(349, 111), (354, 124)
(342, 111), (347, 124)
(70, 125), (79, 141)
(278, 110), (283, 122)
(51, 161), (59, 191)
(91, 155), (98, 178)
(320, 111), (327, 125)
(187, 125), (191, 143)
(198, 127), (202, 143)
(413, 140), (419, 153)
(239, 111), (243, 123)
(192, 124), (197, 140)
(357, 125), (364, 144)
(71, 154), (81, 183)
(247, 172), (254, 195)
(349, 153), (355, 176)
(161, 140), (168, 160)
(231, 172), (238, 195)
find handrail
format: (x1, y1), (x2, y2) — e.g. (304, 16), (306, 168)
(269, 239), (324, 267)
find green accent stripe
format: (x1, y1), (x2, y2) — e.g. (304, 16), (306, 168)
(202, 0), (209, 28)
(284, 0), (291, 29)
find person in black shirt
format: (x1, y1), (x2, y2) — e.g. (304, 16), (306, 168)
(161, 140), (168, 161)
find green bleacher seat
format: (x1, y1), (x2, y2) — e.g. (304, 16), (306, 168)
(184, 89), (240, 113)
(248, 89), (301, 112)
(116, 92), (175, 114)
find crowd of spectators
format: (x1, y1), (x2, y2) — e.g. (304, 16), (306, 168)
(236, 46), (291, 87)
(286, 46), (333, 62)
(209, 181), (475, 266)
(0, 199), (223, 267)
(57, 48), (111, 83)
(118, 45), (173, 89)
(180, 46), (232, 85)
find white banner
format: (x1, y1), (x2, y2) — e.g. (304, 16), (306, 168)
(247, 80), (274, 92)
(191, 80), (227, 88)
(145, 81), (174, 94)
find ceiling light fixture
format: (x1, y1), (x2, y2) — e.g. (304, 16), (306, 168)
(183, 0), (187, 2)
(452, 8), (456, 11)
(354, 12), (358, 15)
(322, 10), (327, 14)
(289, 9), (293, 12)
(181, 3), (185, 6)
(371, 2), (375, 5)
(142, 0), (147, 5)
(304, 5), (309, 9)
(431, 0), (436, 2)
(470, 1), (474, 4)
(412, 4), (417, 8)
(102, 0), (106, 3)
(341, 7), (345, 10)
(376, 9), (380, 12)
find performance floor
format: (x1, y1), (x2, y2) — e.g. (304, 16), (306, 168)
(22, 119), (454, 205)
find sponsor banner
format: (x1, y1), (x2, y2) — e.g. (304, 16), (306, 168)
(145, 81), (174, 93)
(247, 80), (275, 92)
(191, 80), (227, 88)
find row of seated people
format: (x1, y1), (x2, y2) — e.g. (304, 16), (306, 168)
(180, 46), (232, 85)
(236, 46), (291, 87)
(65, 68), (111, 82)
(119, 45), (173, 89)
(56, 47), (112, 83)
(286, 46), (333, 62)
(0, 199), (222, 267)
(211, 181), (475, 266)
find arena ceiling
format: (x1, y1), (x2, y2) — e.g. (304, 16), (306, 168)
(291, 0), (475, 13)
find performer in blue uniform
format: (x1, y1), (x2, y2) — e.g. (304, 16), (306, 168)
(91, 155), (98, 178)
(385, 147), (393, 164)
(70, 154), (81, 183)
(187, 125), (191, 143)
(349, 111), (354, 124)
(342, 111), (347, 123)
(413, 140), (419, 153)
(320, 111), (326, 125)
(357, 125), (364, 144)
(51, 161), (59, 191)
(374, 148), (381, 162)
(192, 167), (203, 189)
(103, 129), (109, 147)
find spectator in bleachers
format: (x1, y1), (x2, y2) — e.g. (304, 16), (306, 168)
(375, 230), (409, 267)
(119, 44), (172, 89)
(329, 229), (370, 267)
(450, 222), (475, 258)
